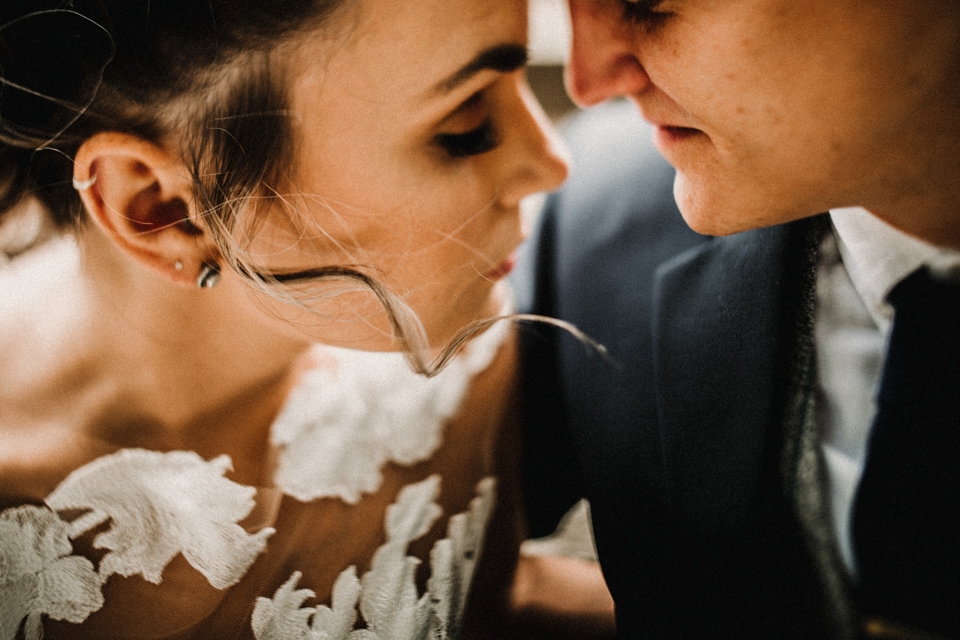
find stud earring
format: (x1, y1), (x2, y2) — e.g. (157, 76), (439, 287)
(72, 175), (97, 191)
(174, 260), (184, 272)
(197, 261), (221, 289)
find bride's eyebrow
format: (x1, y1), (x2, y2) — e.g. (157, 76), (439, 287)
(434, 43), (528, 94)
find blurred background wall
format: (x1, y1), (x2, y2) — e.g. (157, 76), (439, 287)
(528, 0), (577, 122)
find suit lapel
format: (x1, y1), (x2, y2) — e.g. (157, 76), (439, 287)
(652, 218), (820, 534)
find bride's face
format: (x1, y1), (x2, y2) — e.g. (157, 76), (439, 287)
(240, 0), (568, 351)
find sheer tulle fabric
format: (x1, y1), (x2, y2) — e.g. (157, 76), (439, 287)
(0, 319), (508, 640)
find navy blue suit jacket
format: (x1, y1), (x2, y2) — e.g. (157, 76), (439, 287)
(515, 102), (839, 639)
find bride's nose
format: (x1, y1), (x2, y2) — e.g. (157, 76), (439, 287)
(497, 83), (570, 208)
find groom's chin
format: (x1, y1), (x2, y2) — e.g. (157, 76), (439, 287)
(671, 173), (747, 237)
(673, 173), (816, 238)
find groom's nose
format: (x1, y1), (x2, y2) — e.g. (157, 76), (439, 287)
(565, 0), (652, 106)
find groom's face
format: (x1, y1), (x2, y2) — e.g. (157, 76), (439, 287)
(565, 0), (960, 236)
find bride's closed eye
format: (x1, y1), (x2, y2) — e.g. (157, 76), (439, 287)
(433, 91), (500, 159)
(435, 119), (498, 158)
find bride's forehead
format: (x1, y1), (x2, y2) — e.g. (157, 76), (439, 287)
(287, 0), (528, 95)
(342, 0), (527, 46)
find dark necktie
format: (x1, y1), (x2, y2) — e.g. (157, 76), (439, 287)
(851, 267), (960, 638)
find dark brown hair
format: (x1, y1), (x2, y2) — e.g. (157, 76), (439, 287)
(0, 1), (349, 223)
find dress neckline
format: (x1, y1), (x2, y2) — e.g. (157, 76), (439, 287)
(270, 312), (511, 503)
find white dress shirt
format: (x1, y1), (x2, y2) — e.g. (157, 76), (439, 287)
(815, 206), (960, 577)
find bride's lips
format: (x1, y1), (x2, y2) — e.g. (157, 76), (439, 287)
(484, 252), (518, 280)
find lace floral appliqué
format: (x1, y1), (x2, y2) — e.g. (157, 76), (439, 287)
(271, 317), (508, 504)
(0, 449), (273, 638)
(251, 475), (495, 640)
(46, 449), (273, 588)
(0, 506), (102, 640)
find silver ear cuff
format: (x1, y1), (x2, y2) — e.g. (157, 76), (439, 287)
(197, 262), (221, 289)
(72, 175), (97, 191)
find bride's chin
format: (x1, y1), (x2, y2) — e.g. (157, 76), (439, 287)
(253, 277), (513, 356)
(433, 280), (512, 346)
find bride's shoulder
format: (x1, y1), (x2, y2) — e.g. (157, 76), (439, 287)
(0, 232), (82, 360)
(0, 237), (103, 490)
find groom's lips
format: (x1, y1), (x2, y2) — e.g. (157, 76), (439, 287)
(635, 102), (706, 154)
(657, 124), (702, 140)
(651, 122), (706, 158)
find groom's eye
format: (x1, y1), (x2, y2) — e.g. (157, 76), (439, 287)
(620, 0), (671, 27)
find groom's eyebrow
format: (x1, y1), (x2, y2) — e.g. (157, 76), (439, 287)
(436, 43), (529, 93)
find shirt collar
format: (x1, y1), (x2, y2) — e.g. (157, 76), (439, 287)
(829, 206), (960, 334)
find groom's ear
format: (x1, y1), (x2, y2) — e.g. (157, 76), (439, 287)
(73, 132), (216, 285)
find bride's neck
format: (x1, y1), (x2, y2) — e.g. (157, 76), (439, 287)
(64, 227), (312, 442)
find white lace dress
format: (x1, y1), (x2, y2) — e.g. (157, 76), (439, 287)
(0, 320), (510, 640)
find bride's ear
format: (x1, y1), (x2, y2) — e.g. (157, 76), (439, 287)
(73, 132), (217, 286)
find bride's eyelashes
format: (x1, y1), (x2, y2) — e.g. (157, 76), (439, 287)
(434, 118), (499, 158)
(433, 89), (502, 159)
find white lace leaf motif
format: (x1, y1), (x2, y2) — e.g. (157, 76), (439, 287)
(358, 476), (442, 640)
(0, 505), (103, 640)
(45, 449), (274, 588)
(250, 571), (321, 640)
(251, 568), (361, 640)
(427, 476), (495, 639)
(314, 567), (363, 639)
(252, 475), (496, 640)
(272, 316), (508, 504)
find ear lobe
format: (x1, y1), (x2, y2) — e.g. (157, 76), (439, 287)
(74, 132), (213, 285)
